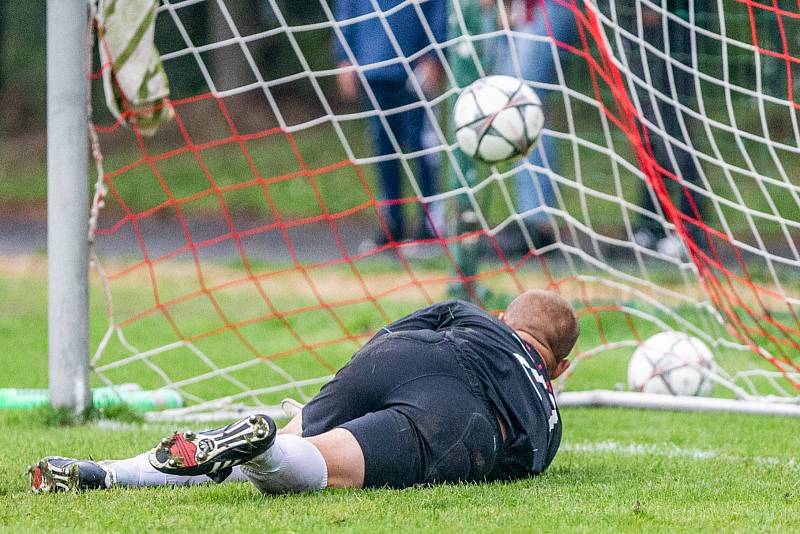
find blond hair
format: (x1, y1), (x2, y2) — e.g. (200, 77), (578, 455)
(504, 290), (579, 360)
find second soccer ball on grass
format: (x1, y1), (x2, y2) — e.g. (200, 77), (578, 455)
(454, 75), (544, 164)
(628, 331), (716, 397)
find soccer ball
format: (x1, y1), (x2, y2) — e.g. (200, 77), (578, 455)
(453, 75), (544, 164)
(627, 332), (716, 396)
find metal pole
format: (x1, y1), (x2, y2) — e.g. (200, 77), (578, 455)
(558, 390), (800, 418)
(47, 0), (91, 415)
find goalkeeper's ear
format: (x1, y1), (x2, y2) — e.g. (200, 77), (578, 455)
(551, 358), (570, 380)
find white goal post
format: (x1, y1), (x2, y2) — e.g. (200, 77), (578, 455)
(47, 0), (91, 415)
(46, 0), (800, 418)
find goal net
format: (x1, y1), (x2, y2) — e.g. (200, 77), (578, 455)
(88, 0), (800, 417)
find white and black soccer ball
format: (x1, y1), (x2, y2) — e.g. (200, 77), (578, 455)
(453, 75), (544, 164)
(628, 332), (716, 396)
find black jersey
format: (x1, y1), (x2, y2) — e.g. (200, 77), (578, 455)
(371, 299), (562, 478)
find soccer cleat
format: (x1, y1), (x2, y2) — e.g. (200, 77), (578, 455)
(148, 413), (276, 478)
(29, 457), (115, 494)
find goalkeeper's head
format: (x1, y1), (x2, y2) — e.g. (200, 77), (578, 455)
(500, 290), (579, 380)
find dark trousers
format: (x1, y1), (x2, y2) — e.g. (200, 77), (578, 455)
(630, 18), (707, 247)
(301, 330), (500, 488)
(366, 79), (437, 239)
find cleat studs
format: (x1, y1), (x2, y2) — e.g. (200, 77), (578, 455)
(248, 415), (260, 425)
(168, 459), (177, 467)
(255, 428), (266, 438)
(197, 451), (207, 461)
(160, 438), (171, 447)
(184, 431), (196, 440)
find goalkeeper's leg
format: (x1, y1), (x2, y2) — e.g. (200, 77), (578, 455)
(29, 453), (252, 493)
(111, 400), (310, 489)
(148, 414), (357, 493)
(30, 412), (337, 494)
(242, 428), (361, 493)
(107, 453), (252, 487)
(31, 400), (307, 493)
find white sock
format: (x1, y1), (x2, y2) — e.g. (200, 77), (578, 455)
(103, 453), (250, 487)
(242, 434), (328, 494)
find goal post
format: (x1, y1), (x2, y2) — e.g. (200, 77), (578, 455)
(47, 0), (91, 415)
(72, 0), (800, 419)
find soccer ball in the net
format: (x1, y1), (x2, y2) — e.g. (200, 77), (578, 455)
(627, 332), (716, 396)
(453, 75), (544, 164)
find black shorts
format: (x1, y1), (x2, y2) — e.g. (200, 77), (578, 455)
(301, 330), (501, 488)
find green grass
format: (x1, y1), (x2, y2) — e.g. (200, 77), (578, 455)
(1, 409), (799, 532)
(1, 257), (799, 532)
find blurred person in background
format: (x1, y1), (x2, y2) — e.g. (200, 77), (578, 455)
(334, 0), (447, 246)
(497, 0), (708, 258)
(497, 0), (582, 251)
(630, 2), (708, 257)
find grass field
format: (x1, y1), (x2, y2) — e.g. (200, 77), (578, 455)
(1, 255), (799, 532)
(3, 409), (799, 532)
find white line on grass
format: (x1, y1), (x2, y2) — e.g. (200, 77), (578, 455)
(562, 440), (799, 468)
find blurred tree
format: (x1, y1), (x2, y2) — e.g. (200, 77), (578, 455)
(0, 1), (6, 91)
(0, 1), (46, 134)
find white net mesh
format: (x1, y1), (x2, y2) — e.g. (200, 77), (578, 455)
(88, 0), (800, 415)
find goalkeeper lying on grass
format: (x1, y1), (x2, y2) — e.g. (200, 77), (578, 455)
(30, 291), (578, 494)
